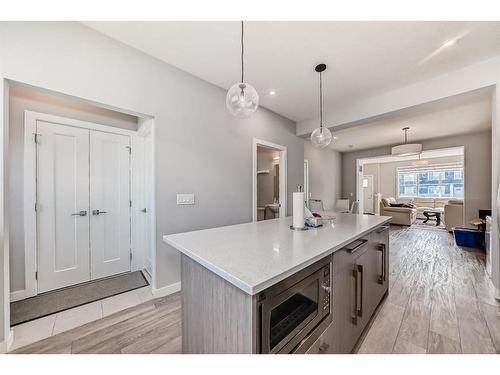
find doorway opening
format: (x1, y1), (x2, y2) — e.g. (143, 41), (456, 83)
(356, 146), (465, 226)
(252, 138), (287, 222)
(9, 84), (156, 308)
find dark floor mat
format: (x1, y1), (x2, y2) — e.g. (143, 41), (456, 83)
(10, 271), (149, 326)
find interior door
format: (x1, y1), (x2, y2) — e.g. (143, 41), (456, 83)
(37, 121), (90, 293)
(89, 131), (131, 279)
(362, 175), (374, 214)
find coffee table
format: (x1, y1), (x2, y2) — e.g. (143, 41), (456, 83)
(422, 208), (444, 226)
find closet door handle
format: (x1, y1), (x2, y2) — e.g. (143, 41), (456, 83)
(352, 268), (358, 325)
(357, 265), (363, 318)
(71, 210), (87, 216)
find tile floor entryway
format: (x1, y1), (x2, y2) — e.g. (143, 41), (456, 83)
(9, 286), (154, 352)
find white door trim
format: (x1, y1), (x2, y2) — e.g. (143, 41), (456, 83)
(355, 159), (364, 215)
(362, 174), (374, 214)
(252, 138), (287, 222)
(304, 159), (309, 208)
(137, 118), (157, 289)
(23, 110), (155, 298)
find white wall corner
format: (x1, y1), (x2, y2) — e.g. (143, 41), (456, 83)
(152, 281), (181, 298)
(0, 329), (14, 353)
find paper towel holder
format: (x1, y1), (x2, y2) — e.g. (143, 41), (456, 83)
(290, 185), (308, 231)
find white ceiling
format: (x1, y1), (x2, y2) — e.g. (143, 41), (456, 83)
(327, 88), (492, 152)
(83, 21), (500, 123)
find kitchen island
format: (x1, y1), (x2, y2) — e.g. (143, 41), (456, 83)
(163, 212), (391, 354)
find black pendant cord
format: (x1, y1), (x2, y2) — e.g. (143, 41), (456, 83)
(241, 21), (244, 84)
(319, 71), (323, 133)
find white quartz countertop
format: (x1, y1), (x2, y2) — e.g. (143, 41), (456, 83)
(163, 213), (391, 295)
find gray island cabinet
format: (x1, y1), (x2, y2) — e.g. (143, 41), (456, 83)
(163, 213), (390, 354)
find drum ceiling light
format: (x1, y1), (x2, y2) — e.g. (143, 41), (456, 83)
(392, 127), (422, 156)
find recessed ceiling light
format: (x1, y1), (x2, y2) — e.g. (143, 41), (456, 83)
(348, 145), (354, 149)
(269, 90), (276, 96)
(442, 40), (455, 48)
(333, 136), (338, 140)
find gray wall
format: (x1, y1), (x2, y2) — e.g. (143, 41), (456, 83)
(343, 131), (492, 225)
(8, 85), (139, 293)
(304, 140), (342, 211)
(0, 22), (304, 296)
(256, 147), (279, 208)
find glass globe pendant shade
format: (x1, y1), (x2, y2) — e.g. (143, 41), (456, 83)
(310, 126), (333, 148)
(226, 82), (259, 118)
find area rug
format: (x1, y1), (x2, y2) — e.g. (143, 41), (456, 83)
(10, 271), (149, 326)
(412, 218), (446, 230)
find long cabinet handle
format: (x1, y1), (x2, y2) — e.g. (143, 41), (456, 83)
(357, 264), (363, 318)
(351, 268), (358, 325)
(376, 225), (390, 233)
(377, 244), (386, 284)
(346, 239), (368, 254)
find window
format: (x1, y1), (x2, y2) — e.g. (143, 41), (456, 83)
(397, 163), (464, 199)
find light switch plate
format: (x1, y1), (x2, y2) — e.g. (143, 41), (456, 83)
(177, 193), (195, 205)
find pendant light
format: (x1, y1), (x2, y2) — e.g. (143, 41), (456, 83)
(412, 153), (428, 166)
(310, 64), (333, 148)
(226, 21), (259, 118)
(392, 127), (422, 156)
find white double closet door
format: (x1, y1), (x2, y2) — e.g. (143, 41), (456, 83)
(37, 121), (131, 293)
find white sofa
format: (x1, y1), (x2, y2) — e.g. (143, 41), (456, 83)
(380, 197), (417, 226)
(411, 197), (449, 219)
(444, 199), (464, 232)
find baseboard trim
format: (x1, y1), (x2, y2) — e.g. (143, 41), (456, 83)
(152, 281), (181, 298)
(495, 287), (500, 301)
(0, 330), (14, 353)
(10, 289), (27, 302)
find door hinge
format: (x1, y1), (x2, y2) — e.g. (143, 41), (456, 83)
(130, 252), (133, 261)
(126, 146), (131, 154)
(33, 133), (41, 144)
(35, 271), (38, 281)
(34, 202), (37, 212)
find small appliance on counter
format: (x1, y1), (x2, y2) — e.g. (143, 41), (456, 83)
(305, 206), (335, 228)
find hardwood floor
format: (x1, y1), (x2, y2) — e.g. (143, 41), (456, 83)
(11, 225), (500, 354)
(358, 226), (500, 354)
(11, 293), (182, 354)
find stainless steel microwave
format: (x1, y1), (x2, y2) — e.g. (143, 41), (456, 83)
(257, 256), (332, 354)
